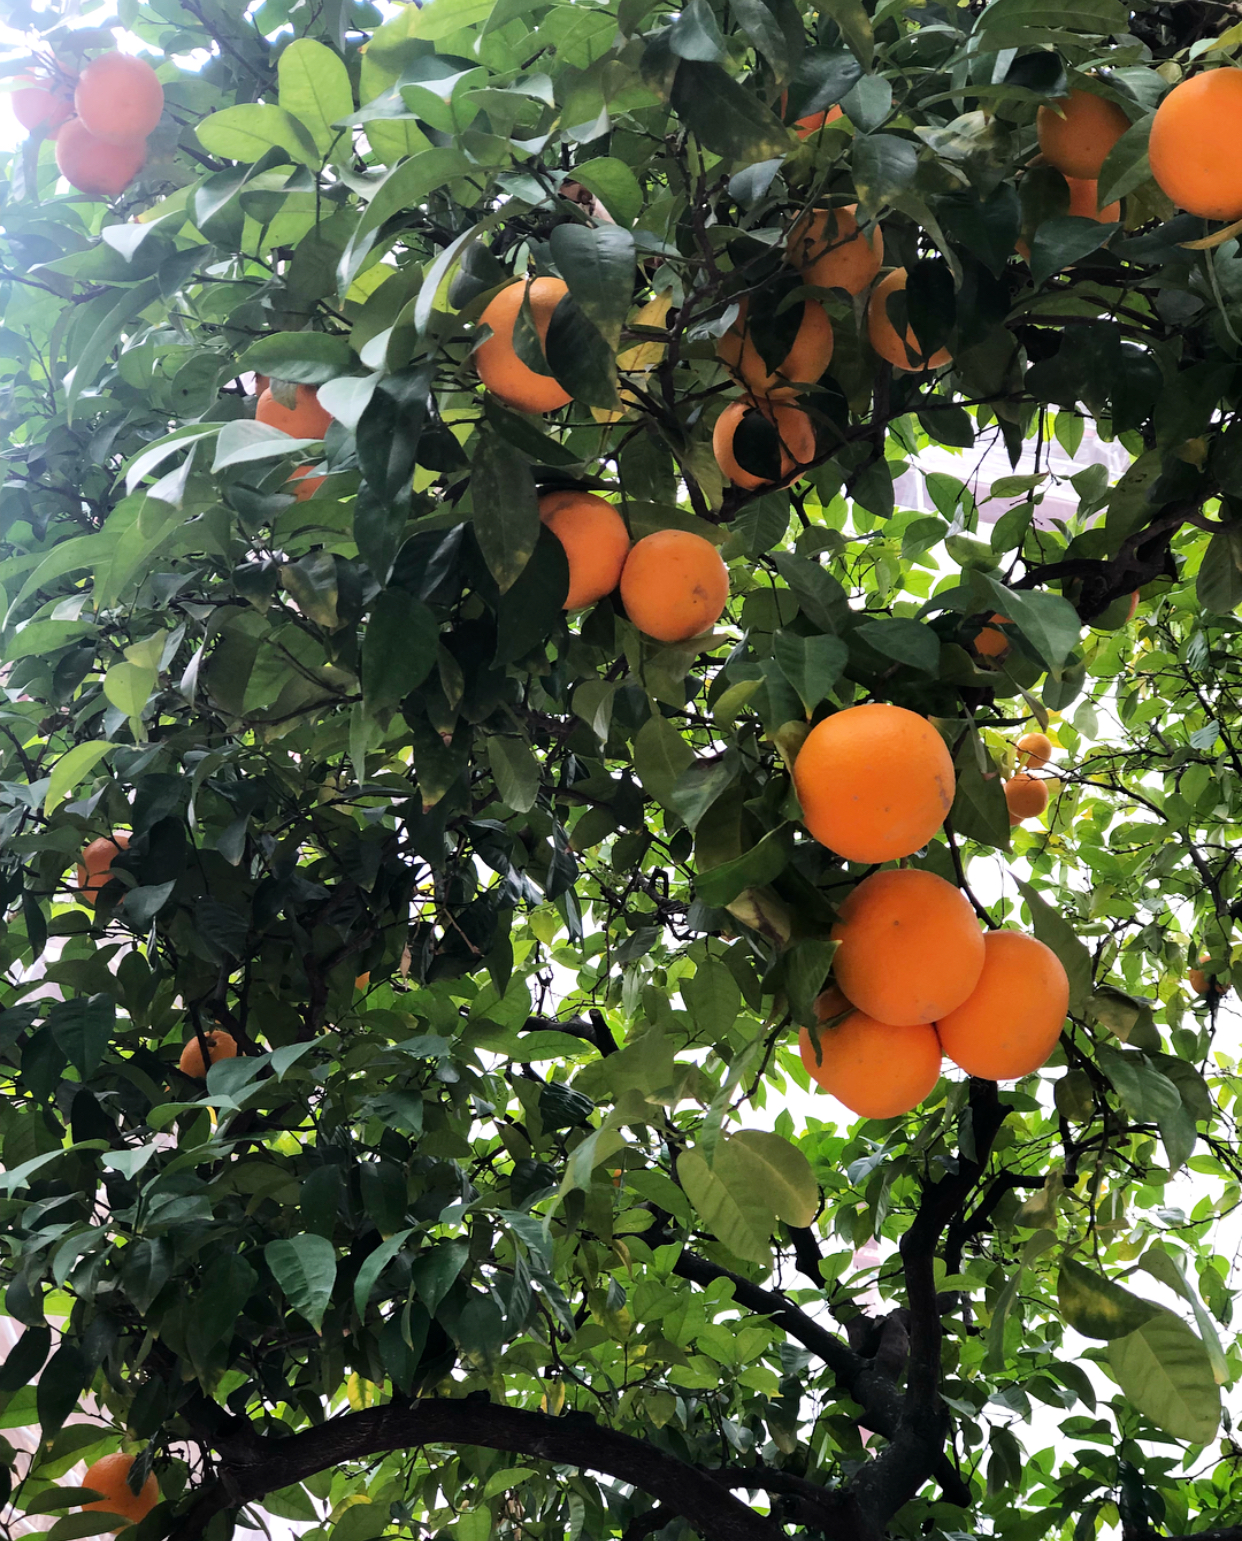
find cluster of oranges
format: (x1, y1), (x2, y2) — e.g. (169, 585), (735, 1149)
(1005, 730), (1055, 827)
(14, 52), (163, 197)
(788, 702), (1070, 1118)
(1036, 67), (1242, 229)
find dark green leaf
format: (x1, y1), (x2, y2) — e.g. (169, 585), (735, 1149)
(670, 61), (792, 163)
(363, 590), (439, 710)
(470, 434), (541, 593)
(238, 333), (354, 385)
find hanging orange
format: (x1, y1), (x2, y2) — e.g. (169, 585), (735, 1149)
(1149, 68), (1242, 221)
(867, 269), (952, 371)
(1037, 88), (1130, 180)
(178, 1030), (239, 1079)
(538, 489), (631, 609)
(76, 833), (130, 906)
(831, 868), (986, 1026)
(475, 278), (573, 414)
(717, 299), (834, 397)
(935, 930), (1069, 1080)
(257, 386), (332, 439)
(712, 399), (815, 490)
(787, 204), (884, 295)
(75, 52), (163, 145)
(792, 702), (955, 864)
(55, 118), (145, 196)
(81, 1453), (160, 1531)
(799, 990), (942, 1119)
(1005, 773), (1049, 825)
(619, 530), (729, 643)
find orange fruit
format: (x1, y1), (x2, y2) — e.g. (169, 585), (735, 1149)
(792, 702), (955, 864)
(712, 399), (815, 490)
(787, 204), (884, 295)
(974, 613), (1010, 661)
(81, 1453), (160, 1531)
(795, 104), (844, 139)
(76, 834), (130, 906)
(867, 269), (951, 370)
(75, 52), (163, 145)
(619, 529), (730, 643)
(55, 118), (145, 196)
(1189, 955), (1229, 998)
(1016, 731), (1053, 770)
(799, 988), (942, 1119)
(1037, 88), (1129, 181)
(475, 278), (573, 414)
(1189, 967), (1209, 996)
(12, 75), (74, 136)
(1005, 773), (1048, 825)
(716, 299), (834, 396)
(935, 930), (1069, 1080)
(831, 868), (985, 1026)
(289, 465), (325, 501)
(178, 1030), (239, 1080)
(537, 489), (631, 608)
(1149, 68), (1242, 221)
(355, 972), (371, 990)
(1066, 176), (1120, 223)
(257, 385), (332, 439)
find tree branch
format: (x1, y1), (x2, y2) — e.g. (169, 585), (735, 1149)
(174, 1399), (782, 1541)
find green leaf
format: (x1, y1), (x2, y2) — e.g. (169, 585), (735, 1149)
(633, 710), (695, 810)
(409, 0), (497, 39)
(669, 752), (739, 830)
(549, 223), (636, 350)
(781, 936), (839, 1026)
(278, 38), (354, 158)
(667, 0), (726, 61)
(487, 737), (542, 813)
(37, 1344), (88, 1438)
(340, 148), (472, 289)
(45, 1515), (118, 1541)
(669, 61), (793, 163)
(950, 735), (1011, 851)
(470, 434), (541, 594)
(1012, 876), (1092, 1012)
(723, 1130), (818, 1227)
(197, 104), (320, 164)
(677, 1147), (772, 1268)
(681, 956), (742, 1036)
(856, 616), (940, 674)
(265, 1234), (337, 1333)
(1138, 1246), (1229, 1385)
(1196, 525), (1242, 614)
(353, 1228), (416, 1317)
(811, 0), (873, 67)
(65, 277), (162, 424)
(47, 996), (114, 1079)
(1058, 1255), (1159, 1340)
(1029, 215), (1119, 287)
(695, 826), (792, 907)
(238, 332), (354, 385)
(45, 741), (112, 815)
(1095, 1045), (1182, 1123)
(975, 0), (1128, 39)
(570, 158), (643, 225)
(545, 291), (619, 410)
(2, 619), (95, 663)
(103, 659), (156, 722)
(213, 420), (321, 470)
(1108, 1311), (1220, 1444)
(771, 632), (847, 713)
(362, 589), (439, 710)
(852, 134), (919, 215)
(1098, 112), (1154, 207)
(282, 551), (341, 630)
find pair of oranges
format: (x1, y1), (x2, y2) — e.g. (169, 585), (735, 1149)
(14, 52), (164, 198)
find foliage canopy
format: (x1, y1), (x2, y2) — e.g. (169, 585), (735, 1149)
(2, 2), (1242, 1541)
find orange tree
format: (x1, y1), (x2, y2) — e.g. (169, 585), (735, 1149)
(4, 3), (1242, 1541)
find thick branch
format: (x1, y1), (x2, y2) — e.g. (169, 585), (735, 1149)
(174, 1399), (780, 1541)
(523, 1011), (618, 1056)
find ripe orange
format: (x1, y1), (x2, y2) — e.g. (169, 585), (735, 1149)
(475, 278), (573, 414)
(1189, 967), (1209, 995)
(355, 972), (371, 990)
(717, 299), (834, 396)
(81, 1453), (160, 1530)
(257, 386), (332, 439)
(974, 613), (1010, 661)
(792, 702), (955, 864)
(712, 399), (815, 490)
(935, 930), (1069, 1080)
(12, 75), (74, 136)
(795, 104), (844, 138)
(1066, 176), (1121, 223)
(1037, 88), (1130, 180)
(75, 52), (163, 145)
(178, 1030), (239, 1079)
(55, 118), (145, 196)
(867, 269), (951, 371)
(799, 989), (942, 1119)
(619, 529), (730, 643)
(1189, 956), (1230, 997)
(537, 489), (631, 608)
(831, 869), (985, 1026)
(76, 834), (130, 906)
(1016, 731), (1053, 769)
(1149, 68), (1242, 221)
(787, 204), (884, 295)
(1005, 773), (1048, 825)
(289, 465), (326, 501)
